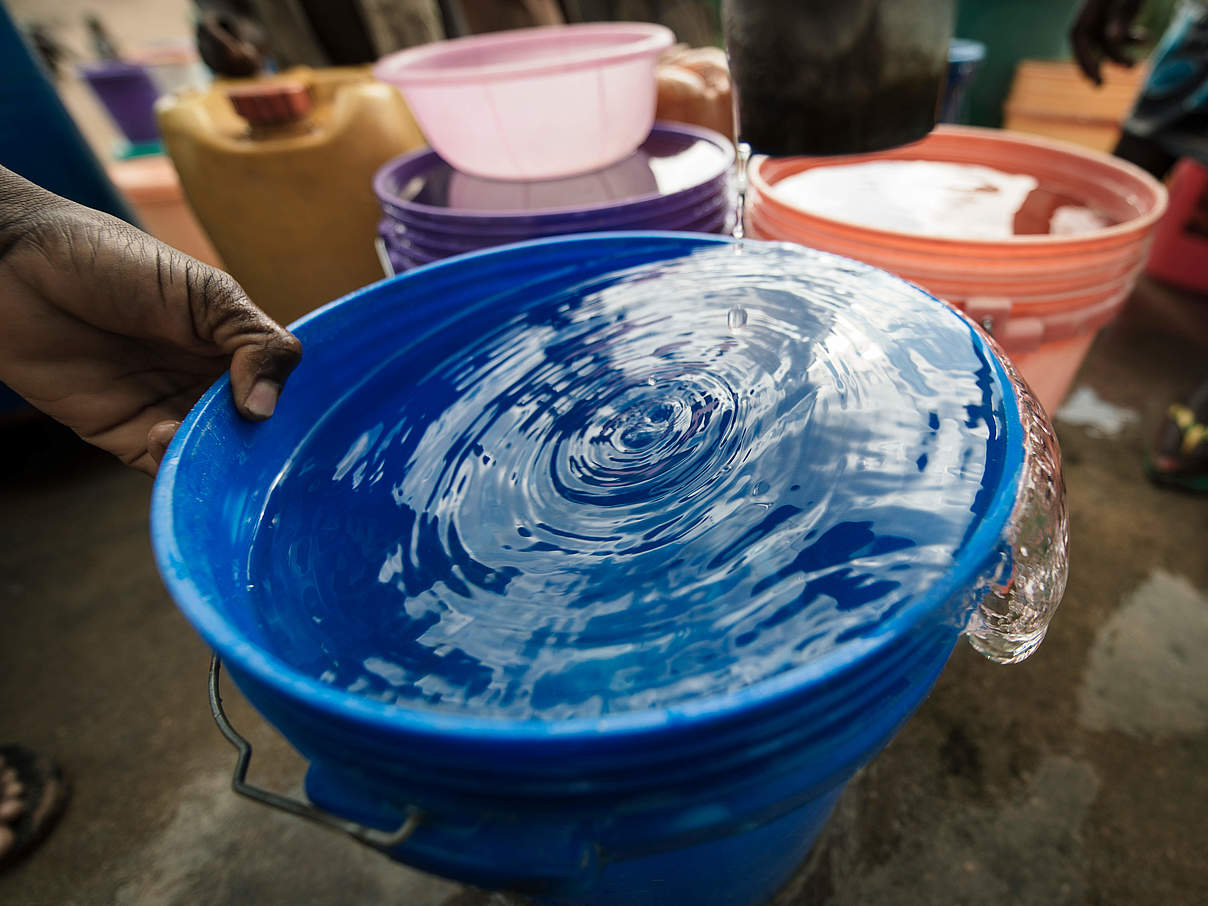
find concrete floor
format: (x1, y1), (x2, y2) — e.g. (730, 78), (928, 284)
(2, 277), (1206, 906)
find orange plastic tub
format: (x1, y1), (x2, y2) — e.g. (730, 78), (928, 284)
(746, 126), (1167, 412)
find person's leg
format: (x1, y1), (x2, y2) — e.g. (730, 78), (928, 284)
(1109, 0), (1208, 179)
(1148, 379), (1208, 492)
(0, 746), (69, 871)
(1125, 140), (1208, 491)
(0, 755), (20, 855)
(1111, 6), (1208, 490)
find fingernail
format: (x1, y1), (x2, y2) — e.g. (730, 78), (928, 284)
(246, 379), (280, 418)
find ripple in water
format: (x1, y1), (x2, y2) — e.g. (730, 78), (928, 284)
(249, 244), (1005, 719)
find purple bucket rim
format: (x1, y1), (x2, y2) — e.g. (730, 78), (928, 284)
(387, 244), (435, 267)
(379, 195), (733, 253)
(373, 121), (735, 223)
(378, 187), (733, 242)
(382, 207), (732, 263)
(376, 174), (729, 232)
(381, 205), (732, 255)
(77, 60), (155, 79)
(377, 185), (729, 236)
(374, 171), (731, 232)
(381, 183), (729, 231)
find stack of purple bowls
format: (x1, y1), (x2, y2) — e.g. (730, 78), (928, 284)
(373, 122), (735, 274)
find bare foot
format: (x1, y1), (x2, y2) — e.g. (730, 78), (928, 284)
(0, 746), (68, 871)
(0, 755), (25, 862)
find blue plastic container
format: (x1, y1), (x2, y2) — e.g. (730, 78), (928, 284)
(1, 6), (137, 420)
(152, 234), (1066, 905)
(941, 38), (988, 125)
(0, 7), (135, 222)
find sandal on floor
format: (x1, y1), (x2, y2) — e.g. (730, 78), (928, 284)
(0, 745), (69, 872)
(1147, 380), (1208, 493)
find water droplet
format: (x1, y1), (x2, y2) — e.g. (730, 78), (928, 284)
(728, 307), (748, 330)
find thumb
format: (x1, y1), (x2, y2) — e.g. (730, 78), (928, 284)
(229, 338), (302, 420)
(186, 263), (303, 421)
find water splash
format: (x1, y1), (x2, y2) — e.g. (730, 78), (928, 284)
(1055, 386), (1138, 438)
(731, 142), (751, 241)
(249, 244), (1011, 719)
(967, 347), (1068, 664)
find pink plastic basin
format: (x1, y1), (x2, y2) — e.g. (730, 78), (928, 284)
(375, 23), (674, 181)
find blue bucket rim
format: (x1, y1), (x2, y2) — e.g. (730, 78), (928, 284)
(150, 232), (1025, 744)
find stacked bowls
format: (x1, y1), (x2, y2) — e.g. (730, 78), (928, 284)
(373, 122), (735, 273)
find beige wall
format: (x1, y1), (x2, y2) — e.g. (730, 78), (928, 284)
(8, 0), (198, 157)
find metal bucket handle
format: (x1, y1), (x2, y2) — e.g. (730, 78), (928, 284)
(209, 657), (601, 894)
(208, 655), (423, 851)
(207, 654), (837, 890)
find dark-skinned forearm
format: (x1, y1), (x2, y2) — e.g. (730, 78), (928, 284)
(0, 165), (68, 266)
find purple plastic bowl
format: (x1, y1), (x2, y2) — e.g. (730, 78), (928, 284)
(668, 207), (732, 235)
(384, 222), (730, 274)
(381, 200), (734, 251)
(380, 194), (734, 260)
(381, 206), (735, 268)
(377, 176), (729, 234)
(386, 178), (733, 237)
(78, 61), (161, 145)
(380, 187), (734, 250)
(384, 253), (419, 276)
(375, 175), (734, 240)
(378, 184), (730, 241)
(374, 122), (734, 231)
(387, 242), (435, 270)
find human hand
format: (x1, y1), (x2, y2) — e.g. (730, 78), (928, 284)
(0, 167), (301, 475)
(1070, 0), (1147, 86)
(196, 10), (267, 78)
(656, 45), (735, 142)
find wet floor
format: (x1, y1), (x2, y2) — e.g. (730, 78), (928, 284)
(1, 276), (1205, 906)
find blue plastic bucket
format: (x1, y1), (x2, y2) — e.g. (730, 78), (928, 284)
(152, 234), (1064, 905)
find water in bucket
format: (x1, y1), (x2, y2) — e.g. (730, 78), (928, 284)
(248, 244), (1009, 720)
